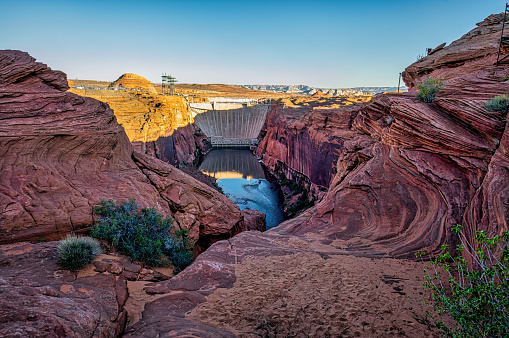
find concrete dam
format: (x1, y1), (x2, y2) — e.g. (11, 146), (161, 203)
(190, 100), (269, 147)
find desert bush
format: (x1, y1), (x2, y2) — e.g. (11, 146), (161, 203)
(56, 234), (102, 271)
(416, 77), (443, 103)
(416, 224), (509, 337)
(485, 95), (509, 113)
(90, 199), (193, 270)
(164, 228), (193, 272)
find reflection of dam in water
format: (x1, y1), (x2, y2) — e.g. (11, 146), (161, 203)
(198, 149), (286, 229)
(199, 148), (266, 180)
(191, 100), (269, 147)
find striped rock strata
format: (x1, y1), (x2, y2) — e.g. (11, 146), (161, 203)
(0, 50), (246, 249)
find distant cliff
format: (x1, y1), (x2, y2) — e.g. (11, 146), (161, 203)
(239, 84), (406, 96)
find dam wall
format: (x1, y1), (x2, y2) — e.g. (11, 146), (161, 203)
(192, 102), (269, 147)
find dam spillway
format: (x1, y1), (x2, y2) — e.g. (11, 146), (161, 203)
(191, 100), (269, 147)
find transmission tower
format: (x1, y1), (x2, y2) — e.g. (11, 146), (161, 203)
(161, 73), (178, 95)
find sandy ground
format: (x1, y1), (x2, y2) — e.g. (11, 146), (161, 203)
(188, 252), (440, 337)
(125, 281), (168, 325)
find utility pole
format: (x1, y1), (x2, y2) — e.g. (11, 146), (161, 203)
(497, 3), (509, 66)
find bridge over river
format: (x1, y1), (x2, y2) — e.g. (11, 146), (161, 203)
(190, 98), (270, 147)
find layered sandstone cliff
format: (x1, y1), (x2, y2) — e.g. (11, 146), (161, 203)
(256, 95), (370, 215)
(0, 50), (246, 249)
(271, 13), (509, 258)
(70, 84), (210, 168)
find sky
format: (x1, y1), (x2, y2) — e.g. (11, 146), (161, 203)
(1, 0), (505, 88)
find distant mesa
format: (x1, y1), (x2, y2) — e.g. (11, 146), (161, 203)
(311, 90), (332, 98)
(108, 73), (157, 93)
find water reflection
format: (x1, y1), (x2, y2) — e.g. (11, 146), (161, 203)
(199, 149), (285, 229)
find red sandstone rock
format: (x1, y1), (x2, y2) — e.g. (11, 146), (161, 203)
(0, 241), (175, 336)
(256, 103), (356, 190)
(260, 14), (509, 258)
(125, 231), (441, 337)
(0, 50), (245, 249)
(0, 242), (125, 337)
(403, 13), (508, 90)
(240, 209), (266, 232)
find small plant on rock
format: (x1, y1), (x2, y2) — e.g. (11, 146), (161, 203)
(416, 77), (443, 103)
(485, 94), (509, 113)
(90, 199), (193, 271)
(416, 224), (509, 337)
(56, 234), (102, 271)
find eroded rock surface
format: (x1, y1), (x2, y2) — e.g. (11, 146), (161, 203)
(259, 14), (509, 258)
(0, 242), (123, 337)
(256, 96), (367, 215)
(0, 50), (245, 248)
(0, 240), (175, 337)
(126, 231), (440, 337)
(69, 85), (211, 168)
(108, 73), (157, 93)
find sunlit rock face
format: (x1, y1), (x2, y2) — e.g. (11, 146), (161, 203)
(0, 50), (246, 247)
(69, 83), (210, 167)
(109, 73), (157, 93)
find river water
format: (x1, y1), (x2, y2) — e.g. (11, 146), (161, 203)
(198, 148), (286, 229)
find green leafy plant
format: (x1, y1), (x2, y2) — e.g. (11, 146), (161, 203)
(90, 199), (193, 270)
(485, 95), (509, 113)
(56, 234), (102, 271)
(416, 77), (443, 103)
(416, 224), (509, 337)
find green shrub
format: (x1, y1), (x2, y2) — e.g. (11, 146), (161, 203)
(485, 95), (509, 113)
(164, 228), (193, 273)
(416, 224), (509, 337)
(56, 235), (102, 271)
(90, 199), (193, 270)
(416, 77), (443, 103)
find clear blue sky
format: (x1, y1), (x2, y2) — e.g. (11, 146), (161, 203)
(1, 0), (504, 87)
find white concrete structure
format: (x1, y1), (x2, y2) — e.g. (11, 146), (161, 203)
(192, 100), (269, 147)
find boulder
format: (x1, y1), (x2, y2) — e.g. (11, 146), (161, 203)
(241, 209), (266, 232)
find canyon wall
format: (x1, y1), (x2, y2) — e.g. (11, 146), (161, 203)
(261, 14), (509, 258)
(69, 87), (211, 168)
(0, 50), (248, 249)
(256, 96), (369, 215)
